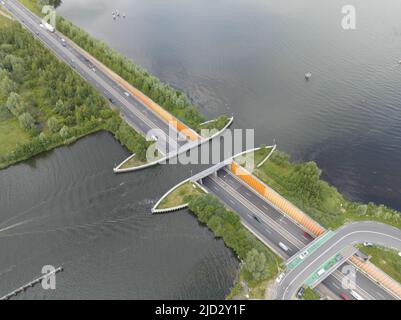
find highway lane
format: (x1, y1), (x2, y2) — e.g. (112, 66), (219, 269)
(277, 221), (401, 300)
(202, 175), (299, 257)
(202, 168), (395, 300)
(4, 0), (188, 155)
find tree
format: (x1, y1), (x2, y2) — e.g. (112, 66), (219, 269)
(18, 112), (36, 132)
(6, 92), (24, 116)
(0, 76), (17, 100)
(47, 116), (60, 133)
(244, 249), (267, 281)
(59, 125), (70, 139)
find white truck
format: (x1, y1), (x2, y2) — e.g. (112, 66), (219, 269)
(40, 21), (55, 33)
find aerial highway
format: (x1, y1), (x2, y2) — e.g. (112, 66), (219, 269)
(276, 221), (401, 300)
(2, 0), (189, 155)
(200, 168), (396, 300)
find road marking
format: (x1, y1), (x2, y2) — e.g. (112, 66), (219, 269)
(210, 175), (303, 248)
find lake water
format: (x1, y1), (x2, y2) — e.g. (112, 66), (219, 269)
(1, 0), (401, 299)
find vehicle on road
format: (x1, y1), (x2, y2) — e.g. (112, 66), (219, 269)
(253, 215), (260, 223)
(363, 242), (373, 247)
(278, 242), (289, 252)
(296, 287), (305, 298)
(317, 268), (325, 277)
(40, 21), (55, 33)
(339, 292), (350, 300)
(276, 272), (285, 284)
(124, 91), (130, 97)
(108, 97), (114, 103)
(303, 231), (313, 240)
(350, 290), (365, 300)
(299, 250), (309, 260)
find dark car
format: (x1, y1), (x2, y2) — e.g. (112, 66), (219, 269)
(108, 97), (114, 103)
(296, 287), (305, 298)
(253, 215), (260, 223)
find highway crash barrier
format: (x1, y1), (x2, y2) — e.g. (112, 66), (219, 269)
(67, 38), (200, 142)
(350, 256), (401, 299)
(230, 161), (326, 237)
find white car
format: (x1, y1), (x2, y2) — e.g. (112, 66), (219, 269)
(124, 91), (130, 97)
(363, 242), (373, 247)
(299, 250), (309, 260)
(276, 272), (285, 284)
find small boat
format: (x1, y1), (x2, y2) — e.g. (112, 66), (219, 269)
(305, 72), (312, 80)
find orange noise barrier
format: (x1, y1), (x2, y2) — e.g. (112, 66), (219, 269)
(230, 162), (326, 237)
(350, 256), (401, 298)
(71, 40), (200, 141)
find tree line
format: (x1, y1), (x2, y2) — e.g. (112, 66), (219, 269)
(55, 16), (206, 131)
(0, 22), (150, 168)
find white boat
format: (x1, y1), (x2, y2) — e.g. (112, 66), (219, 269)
(305, 72), (312, 80)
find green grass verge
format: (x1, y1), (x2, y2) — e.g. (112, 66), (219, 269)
(302, 287), (321, 300)
(158, 181), (205, 210)
(234, 146), (274, 170)
(0, 118), (31, 156)
(198, 115), (231, 137)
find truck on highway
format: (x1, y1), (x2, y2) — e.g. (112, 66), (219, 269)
(278, 242), (289, 252)
(40, 21), (55, 33)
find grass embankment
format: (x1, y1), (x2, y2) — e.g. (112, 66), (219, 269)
(158, 181), (205, 210)
(359, 246), (401, 284)
(302, 287), (321, 300)
(189, 194), (281, 299)
(0, 17), (149, 169)
(234, 146), (274, 169)
(198, 115), (231, 137)
(0, 6), (13, 26)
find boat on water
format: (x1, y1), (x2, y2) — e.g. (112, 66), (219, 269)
(305, 72), (312, 80)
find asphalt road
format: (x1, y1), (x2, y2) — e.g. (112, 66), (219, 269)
(277, 221), (401, 300)
(201, 168), (395, 300)
(3, 0), (189, 155)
